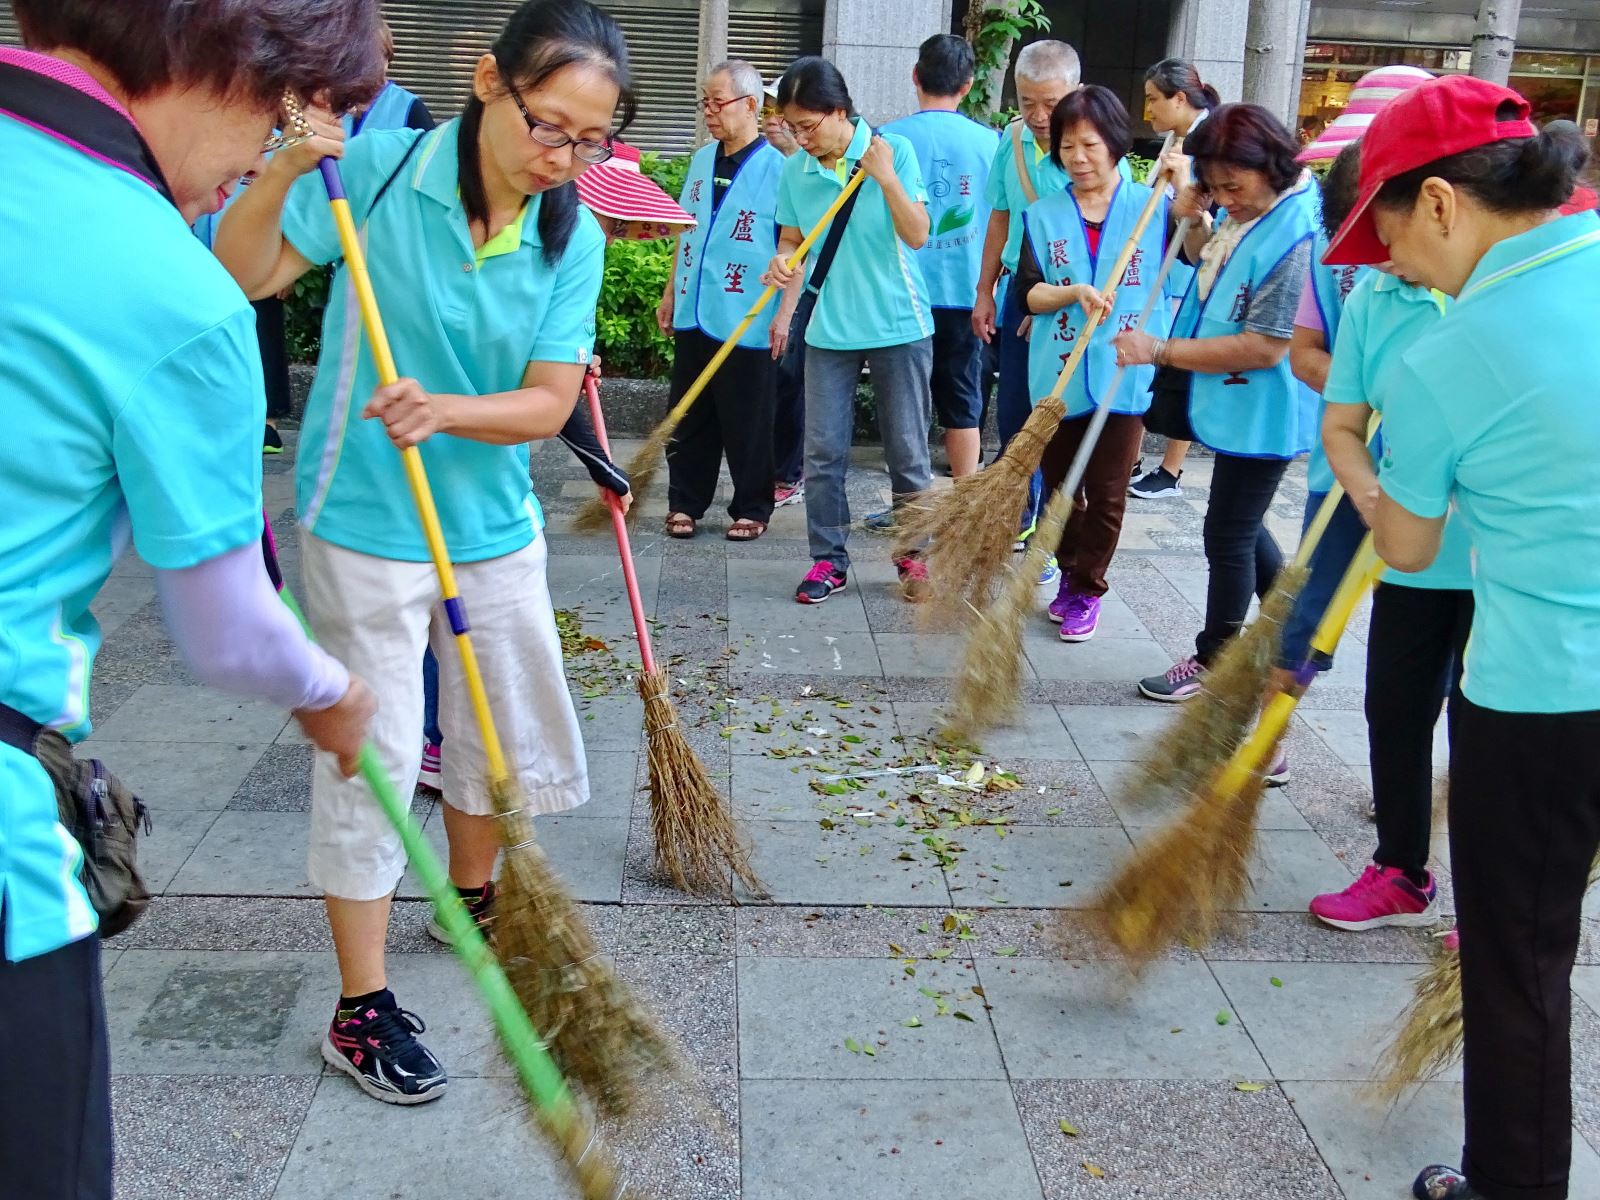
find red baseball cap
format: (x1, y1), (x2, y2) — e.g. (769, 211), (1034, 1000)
(1323, 75), (1537, 265)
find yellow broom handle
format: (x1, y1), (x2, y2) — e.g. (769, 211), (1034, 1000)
(1042, 132), (1179, 405)
(1293, 411), (1383, 569)
(323, 187), (511, 784)
(659, 167), (869, 432)
(1218, 536), (1385, 794)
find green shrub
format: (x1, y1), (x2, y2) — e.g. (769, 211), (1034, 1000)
(284, 264), (332, 364)
(595, 236), (676, 379)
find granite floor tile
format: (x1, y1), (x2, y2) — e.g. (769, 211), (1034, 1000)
(735, 820), (952, 907)
(1088, 758), (1311, 831)
(728, 629), (884, 677)
(943, 825), (1131, 909)
(94, 685), (291, 744)
(84, 741), (268, 811)
(1057, 703), (1178, 760)
(1024, 636), (1175, 683)
(168, 811), (317, 897)
(893, 701), (1080, 761)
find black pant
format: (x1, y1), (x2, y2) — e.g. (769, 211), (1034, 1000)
(1196, 452), (1288, 665)
(252, 296), (292, 421)
(0, 931), (112, 1199)
(664, 328), (776, 523)
(929, 308), (984, 431)
(1365, 582), (1474, 876)
(772, 293), (814, 485)
(1450, 699), (1600, 1200)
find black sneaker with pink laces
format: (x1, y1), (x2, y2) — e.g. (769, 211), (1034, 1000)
(322, 989), (447, 1105)
(796, 561), (847, 605)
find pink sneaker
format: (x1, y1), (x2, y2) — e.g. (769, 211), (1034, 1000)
(1309, 864), (1438, 931)
(1058, 593), (1101, 642)
(418, 741), (442, 792)
(1438, 928), (1459, 953)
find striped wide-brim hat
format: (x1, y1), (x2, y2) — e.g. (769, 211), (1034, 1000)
(1299, 65), (1435, 162)
(575, 139), (695, 241)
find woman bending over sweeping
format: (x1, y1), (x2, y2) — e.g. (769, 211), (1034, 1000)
(1112, 104), (1318, 722)
(216, 0), (630, 1106)
(1013, 85), (1180, 644)
(0, 1), (382, 1191)
(1322, 75), (1600, 1200)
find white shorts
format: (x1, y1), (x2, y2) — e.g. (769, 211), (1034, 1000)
(302, 532), (588, 900)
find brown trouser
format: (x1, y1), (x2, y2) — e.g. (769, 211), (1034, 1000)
(1036, 411), (1146, 597)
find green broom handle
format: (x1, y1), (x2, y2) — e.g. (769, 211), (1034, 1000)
(277, 589), (579, 1125)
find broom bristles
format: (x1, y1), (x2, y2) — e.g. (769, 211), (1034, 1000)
(640, 667), (766, 898)
(897, 396), (1066, 628)
(1369, 946), (1462, 1106)
(573, 425), (675, 534)
(1093, 762), (1271, 967)
(489, 783), (684, 1118)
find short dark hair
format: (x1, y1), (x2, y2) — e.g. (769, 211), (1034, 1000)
(1185, 103), (1303, 195)
(1319, 141), (1363, 240)
(1050, 84), (1133, 169)
(1375, 103), (1590, 218)
(460, 0), (636, 267)
(777, 56), (856, 119)
(1144, 58), (1220, 111)
(14, 0), (385, 113)
(914, 34), (975, 98)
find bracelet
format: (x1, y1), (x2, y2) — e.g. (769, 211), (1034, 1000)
(1151, 338), (1168, 368)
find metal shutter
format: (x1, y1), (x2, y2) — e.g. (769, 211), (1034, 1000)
(0, 12), (20, 45)
(729, 4), (825, 97)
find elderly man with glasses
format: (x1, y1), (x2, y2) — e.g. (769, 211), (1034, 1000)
(656, 59), (796, 541)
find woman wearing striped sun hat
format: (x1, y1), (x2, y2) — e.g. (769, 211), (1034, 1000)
(1298, 64), (1436, 164)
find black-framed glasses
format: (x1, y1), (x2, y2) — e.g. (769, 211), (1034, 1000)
(698, 94), (753, 116)
(507, 84), (614, 165)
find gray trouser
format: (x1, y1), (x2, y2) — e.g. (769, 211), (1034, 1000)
(803, 337), (933, 571)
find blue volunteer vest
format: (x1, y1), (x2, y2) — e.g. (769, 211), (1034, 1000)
(1173, 183), (1319, 458)
(674, 139), (784, 349)
(1023, 180), (1172, 419)
(1304, 229), (1371, 491)
(343, 81), (421, 136)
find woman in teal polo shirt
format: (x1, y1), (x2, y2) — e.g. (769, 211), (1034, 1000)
(216, 0), (628, 1107)
(763, 56), (935, 605)
(1323, 74), (1600, 1200)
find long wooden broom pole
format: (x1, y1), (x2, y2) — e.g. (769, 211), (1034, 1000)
(317, 158), (513, 788)
(583, 374), (657, 675)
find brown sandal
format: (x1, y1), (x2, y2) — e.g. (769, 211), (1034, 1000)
(726, 518), (767, 542)
(665, 513), (697, 539)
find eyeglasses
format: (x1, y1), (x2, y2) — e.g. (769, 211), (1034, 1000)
(783, 115), (828, 142)
(699, 94), (753, 116)
(507, 82), (614, 165)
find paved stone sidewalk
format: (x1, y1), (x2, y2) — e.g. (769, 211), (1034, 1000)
(91, 433), (1600, 1199)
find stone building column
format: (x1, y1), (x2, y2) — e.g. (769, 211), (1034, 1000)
(1166, 0), (1250, 105)
(823, 0), (952, 124)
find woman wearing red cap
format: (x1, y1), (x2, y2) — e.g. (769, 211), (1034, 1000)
(1323, 74), (1600, 1200)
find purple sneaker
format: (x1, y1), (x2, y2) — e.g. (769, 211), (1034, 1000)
(1138, 656), (1205, 702)
(1046, 584), (1076, 623)
(1058, 594), (1100, 642)
(1309, 864), (1438, 932)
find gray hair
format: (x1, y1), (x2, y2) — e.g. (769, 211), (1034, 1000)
(1015, 40), (1081, 88)
(708, 58), (764, 104)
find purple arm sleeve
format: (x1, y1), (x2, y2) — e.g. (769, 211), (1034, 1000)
(153, 542), (349, 712)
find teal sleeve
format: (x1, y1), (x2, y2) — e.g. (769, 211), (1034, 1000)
(892, 137), (928, 204)
(530, 214), (605, 366)
(1323, 297), (1372, 410)
(113, 310), (266, 569)
(281, 129), (425, 267)
(983, 139), (1010, 211)
(1376, 357), (1457, 520)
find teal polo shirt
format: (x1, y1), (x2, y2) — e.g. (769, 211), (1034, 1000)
(1323, 271), (1473, 592)
(775, 118), (934, 352)
(983, 122), (1068, 273)
(1379, 211), (1600, 713)
(1, 112), (265, 961)
(281, 122), (605, 563)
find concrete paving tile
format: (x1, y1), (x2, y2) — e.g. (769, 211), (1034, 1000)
(105, 949), (330, 1075)
(570, 749), (642, 819)
(1299, 707), (1448, 769)
(741, 1079), (1044, 1200)
(1024, 635), (1175, 683)
(169, 811), (317, 897)
(875, 632), (1037, 679)
(573, 694), (646, 752)
(729, 629), (884, 677)
(979, 959), (1269, 1080)
(1057, 703), (1178, 760)
(82, 740), (267, 811)
(1286, 1080), (1600, 1199)
(1125, 827), (1356, 914)
(141, 810), (221, 893)
(621, 820), (730, 906)
(971, 760), (1117, 825)
(112, 1075), (317, 1200)
(728, 557), (870, 632)
(728, 753), (879, 821)
(94, 684), (292, 744)
(1015, 1078), (1340, 1199)
(944, 825), (1131, 909)
(738, 956), (1004, 1080)
(736, 905), (994, 959)
(274, 1075), (569, 1199)
(1575, 966), (1600, 1018)
(1211, 960), (1460, 1082)
(547, 553), (662, 630)
(399, 813), (627, 904)
(735, 820), (952, 907)
(722, 693), (898, 761)
(894, 701), (1080, 761)
(1088, 759), (1311, 831)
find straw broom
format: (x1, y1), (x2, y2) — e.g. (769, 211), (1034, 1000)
(274, 589), (634, 1198)
(310, 132), (678, 1116)
(583, 375), (764, 897)
(1095, 538), (1385, 967)
(896, 133), (1179, 622)
(572, 168), (870, 534)
(937, 218), (1194, 743)
(1371, 853), (1600, 1104)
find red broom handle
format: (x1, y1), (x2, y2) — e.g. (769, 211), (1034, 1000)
(583, 374), (658, 676)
